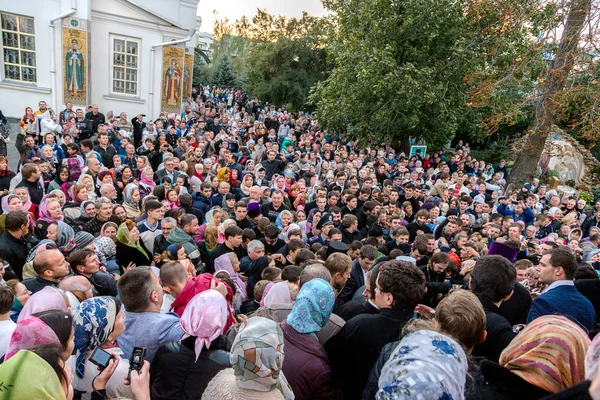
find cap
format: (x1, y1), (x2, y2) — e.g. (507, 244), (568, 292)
(74, 231), (95, 250)
(316, 213), (334, 230)
(247, 202), (261, 218)
(487, 241), (518, 263)
(326, 241), (349, 258)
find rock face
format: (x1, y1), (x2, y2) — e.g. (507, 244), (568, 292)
(511, 126), (600, 187)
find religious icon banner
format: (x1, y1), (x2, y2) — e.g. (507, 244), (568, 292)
(161, 45), (185, 114)
(62, 20), (88, 105)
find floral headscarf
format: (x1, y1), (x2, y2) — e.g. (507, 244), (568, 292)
(499, 315), (590, 393)
(5, 315), (62, 360)
(214, 253), (247, 308)
(80, 200), (96, 219)
(95, 236), (116, 264)
(586, 332), (600, 379)
(116, 222), (148, 259)
(17, 287), (68, 322)
(376, 330), (468, 400)
(56, 221), (76, 252)
(231, 317), (294, 400)
(180, 290), (229, 360)
(286, 278), (334, 337)
(73, 297), (119, 378)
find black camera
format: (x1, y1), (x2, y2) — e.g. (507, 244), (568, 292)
(127, 347), (146, 380)
(89, 347), (114, 371)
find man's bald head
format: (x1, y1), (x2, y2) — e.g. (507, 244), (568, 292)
(59, 275), (93, 301)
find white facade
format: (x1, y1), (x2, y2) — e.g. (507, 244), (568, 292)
(0, 0), (200, 119)
(197, 31), (214, 60)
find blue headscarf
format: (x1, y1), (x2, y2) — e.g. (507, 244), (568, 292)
(286, 278), (335, 337)
(73, 297), (119, 378)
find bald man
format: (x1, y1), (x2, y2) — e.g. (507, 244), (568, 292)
(59, 275), (94, 315)
(22, 249), (71, 294)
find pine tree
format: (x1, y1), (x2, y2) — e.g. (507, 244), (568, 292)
(212, 54), (237, 88)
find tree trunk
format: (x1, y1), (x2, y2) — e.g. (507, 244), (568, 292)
(506, 0), (591, 191)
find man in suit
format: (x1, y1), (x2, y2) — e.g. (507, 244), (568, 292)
(528, 247), (596, 331)
(338, 244), (377, 305)
(154, 156), (183, 184)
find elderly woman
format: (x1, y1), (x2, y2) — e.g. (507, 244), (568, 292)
(203, 317), (294, 400)
(69, 296), (130, 400)
(214, 252), (248, 310)
(34, 195), (64, 240)
(151, 290), (231, 399)
(63, 183), (88, 224)
(115, 220), (152, 270)
(121, 183), (141, 220)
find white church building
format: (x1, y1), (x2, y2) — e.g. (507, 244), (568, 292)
(0, 0), (201, 119)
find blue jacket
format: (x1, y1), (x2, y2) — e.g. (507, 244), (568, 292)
(497, 203), (535, 226)
(192, 192), (212, 218)
(527, 284), (596, 331)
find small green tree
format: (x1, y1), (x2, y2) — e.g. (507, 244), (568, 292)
(212, 54), (237, 88)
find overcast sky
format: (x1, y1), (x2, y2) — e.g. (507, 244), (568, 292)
(197, 0), (328, 33)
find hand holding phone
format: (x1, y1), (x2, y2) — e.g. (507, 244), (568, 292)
(127, 347), (146, 381)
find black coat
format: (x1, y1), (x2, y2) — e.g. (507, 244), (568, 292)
(0, 171), (15, 191)
(326, 308), (413, 400)
(575, 278), (600, 324)
(0, 231), (28, 280)
(338, 299), (378, 321)
(115, 240), (152, 271)
(150, 335), (230, 400)
(338, 259), (366, 305)
(472, 296), (515, 363)
(476, 360), (552, 400)
(499, 282), (532, 325)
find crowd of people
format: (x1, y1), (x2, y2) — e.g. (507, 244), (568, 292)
(1, 86), (600, 399)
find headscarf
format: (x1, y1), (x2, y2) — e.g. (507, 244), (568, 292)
(49, 189), (66, 207)
(586, 332), (600, 380)
(139, 167), (156, 192)
(1, 194), (21, 214)
(116, 222), (148, 259)
(376, 330), (468, 400)
(26, 239), (57, 263)
(5, 315), (62, 360)
(56, 221), (76, 252)
(499, 315), (590, 393)
(69, 184), (84, 204)
(17, 287), (68, 322)
(231, 317), (294, 400)
(123, 183), (140, 210)
(99, 221), (118, 238)
(180, 290), (229, 361)
(95, 236), (116, 264)
(9, 191), (32, 213)
(214, 253), (248, 306)
(217, 167), (229, 182)
(260, 282), (275, 307)
(286, 278), (335, 337)
(73, 297), (119, 378)
(80, 200), (96, 219)
(37, 195), (64, 224)
(204, 207), (220, 226)
(262, 281), (291, 308)
(0, 349), (67, 400)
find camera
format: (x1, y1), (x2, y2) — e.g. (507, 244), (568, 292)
(89, 347), (114, 371)
(127, 347), (146, 380)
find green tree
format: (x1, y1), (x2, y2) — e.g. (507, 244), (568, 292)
(310, 0), (479, 150)
(212, 54), (237, 88)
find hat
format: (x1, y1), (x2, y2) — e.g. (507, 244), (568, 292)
(119, 130), (132, 139)
(488, 241), (518, 263)
(473, 195), (485, 204)
(316, 213), (334, 230)
(326, 241), (349, 258)
(247, 202), (261, 218)
(395, 255), (417, 265)
(74, 231), (95, 250)
(586, 249), (600, 262)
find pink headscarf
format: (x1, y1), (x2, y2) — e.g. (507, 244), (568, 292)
(214, 253), (248, 307)
(262, 281), (291, 308)
(5, 315), (61, 360)
(260, 282), (275, 307)
(18, 287), (68, 322)
(179, 290), (228, 361)
(37, 195), (64, 224)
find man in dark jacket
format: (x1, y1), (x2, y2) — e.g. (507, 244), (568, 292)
(131, 114), (146, 148)
(338, 245), (377, 305)
(16, 163), (44, 205)
(207, 225), (244, 274)
(93, 132), (117, 168)
(74, 108), (93, 140)
(85, 104), (106, 134)
(326, 260), (426, 400)
(192, 182), (213, 217)
(470, 255), (516, 363)
(0, 211), (34, 280)
(260, 149), (284, 182)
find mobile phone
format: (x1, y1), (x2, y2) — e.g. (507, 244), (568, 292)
(89, 347), (113, 370)
(127, 347), (146, 380)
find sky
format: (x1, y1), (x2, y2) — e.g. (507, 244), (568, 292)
(196, 0), (328, 34)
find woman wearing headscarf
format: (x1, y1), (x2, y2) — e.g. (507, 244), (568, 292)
(479, 315), (590, 399)
(63, 183), (88, 224)
(68, 296), (131, 400)
(214, 252), (248, 311)
(151, 290), (231, 399)
(121, 183), (141, 220)
(139, 166), (156, 199)
(17, 287), (69, 322)
(48, 165), (71, 193)
(280, 278), (338, 400)
(195, 206), (223, 243)
(50, 220), (76, 253)
(236, 172), (255, 200)
(72, 200), (96, 232)
(33, 195), (64, 240)
(95, 236), (119, 276)
(259, 280), (298, 322)
(115, 220), (152, 271)
(8, 310), (74, 361)
(376, 330), (468, 400)
(203, 317), (295, 400)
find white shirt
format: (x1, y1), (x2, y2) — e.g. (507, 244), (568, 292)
(0, 319), (17, 359)
(543, 279), (574, 294)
